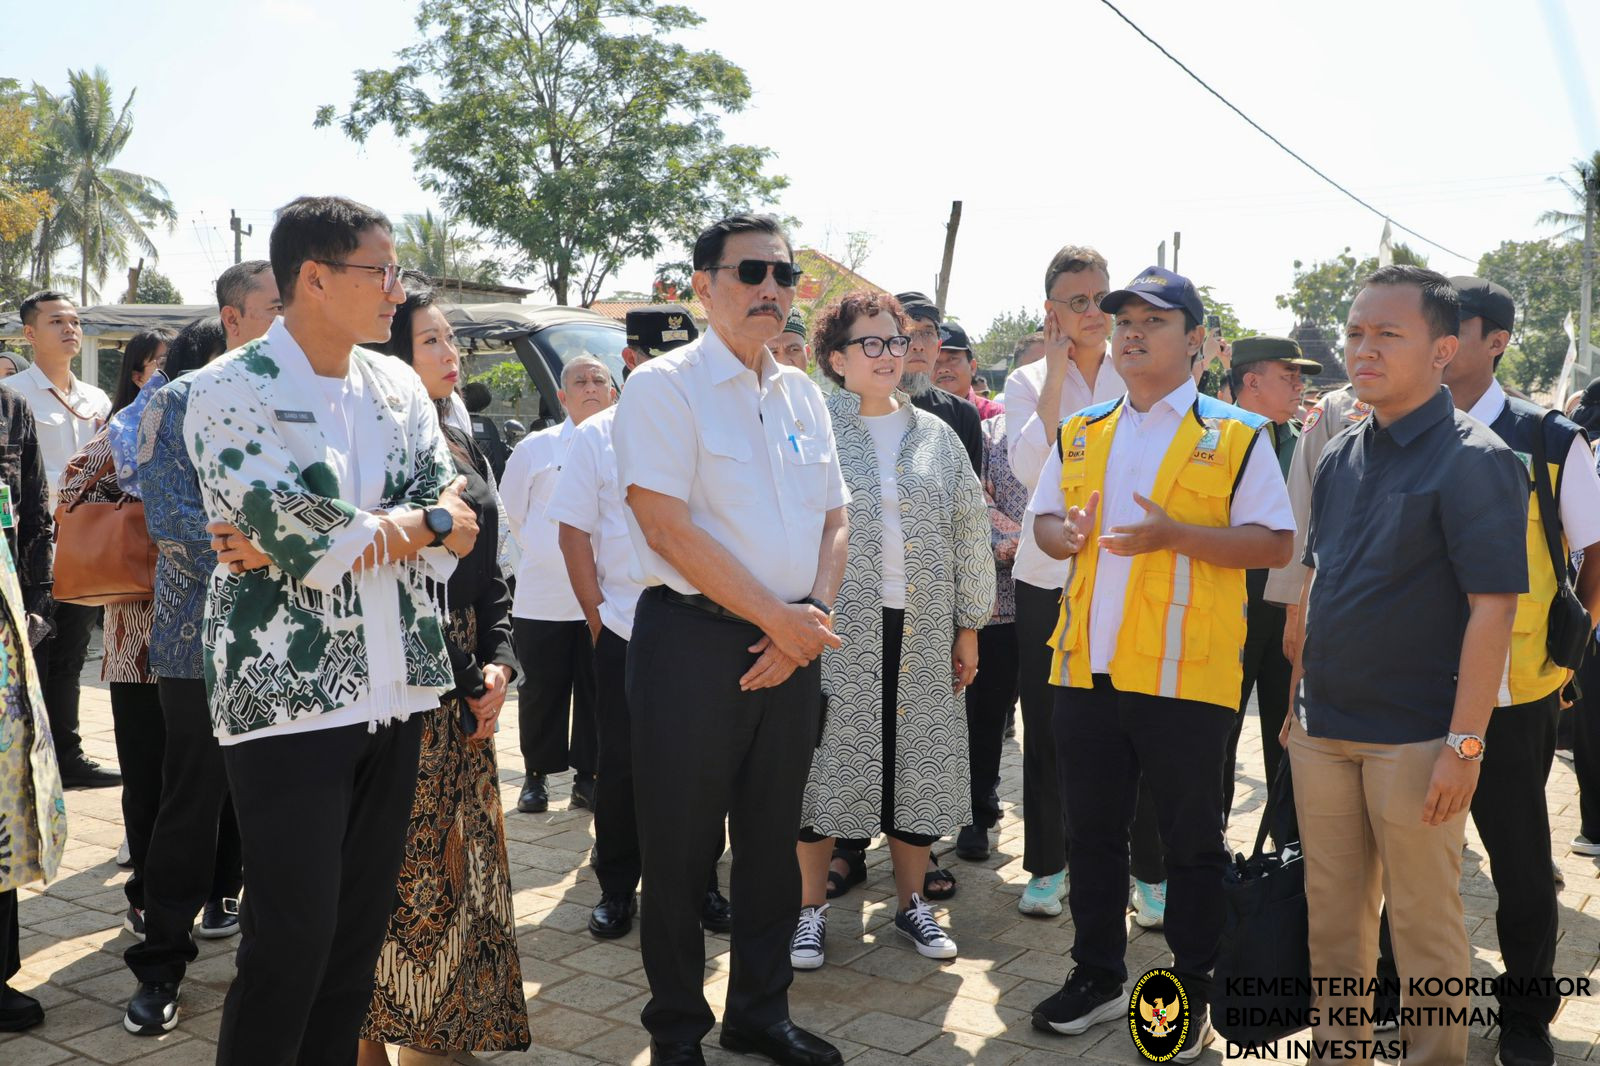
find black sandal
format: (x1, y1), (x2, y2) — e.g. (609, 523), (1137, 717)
(825, 847), (867, 899)
(923, 856), (958, 901)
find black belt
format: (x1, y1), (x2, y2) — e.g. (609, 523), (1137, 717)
(652, 586), (753, 625)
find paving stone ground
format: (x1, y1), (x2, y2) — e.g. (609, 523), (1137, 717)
(4, 650), (1599, 1064)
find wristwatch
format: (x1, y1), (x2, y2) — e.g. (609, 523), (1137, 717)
(423, 506), (453, 548)
(1445, 732), (1486, 762)
(799, 596), (832, 616)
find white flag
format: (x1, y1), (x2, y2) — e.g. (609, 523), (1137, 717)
(1557, 312), (1579, 408)
(1378, 221), (1394, 268)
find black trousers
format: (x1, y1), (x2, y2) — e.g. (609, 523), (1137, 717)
(1225, 592), (1293, 830)
(514, 617), (598, 777)
(0, 888), (17, 987)
(110, 681), (166, 911)
(1575, 640), (1600, 840)
(1469, 692), (1562, 1023)
(215, 715), (423, 1066)
(33, 601), (97, 760)
(1015, 581), (1068, 876)
(629, 590), (819, 1044)
(125, 676), (245, 985)
(965, 622), (1018, 831)
(593, 625), (722, 900)
(1055, 676), (1233, 1003)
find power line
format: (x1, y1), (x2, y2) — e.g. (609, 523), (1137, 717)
(1096, 0), (1477, 265)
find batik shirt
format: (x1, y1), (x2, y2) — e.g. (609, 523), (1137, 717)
(183, 321), (457, 739)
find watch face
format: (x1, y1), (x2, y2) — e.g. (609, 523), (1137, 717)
(1459, 736), (1484, 758)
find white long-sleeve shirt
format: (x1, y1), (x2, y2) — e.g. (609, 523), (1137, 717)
(502, 418), (586, 621)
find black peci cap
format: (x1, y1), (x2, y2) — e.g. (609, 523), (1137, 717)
(626, 305), (699, 355)
(1450, 276), (1515, 334)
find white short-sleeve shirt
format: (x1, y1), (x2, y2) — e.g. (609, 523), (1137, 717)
(612, 328), (849, 605)
(1004, 350), (1125, 591)
(1030, 378), (1296, 673)
(545, 406), (645, 641)
(4, 362), (111, 510)
(502, 418), (586, 621)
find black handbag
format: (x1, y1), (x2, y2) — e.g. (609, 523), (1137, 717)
(1531, 412), (1590, 670)
(1214, 758), (1313, 1048)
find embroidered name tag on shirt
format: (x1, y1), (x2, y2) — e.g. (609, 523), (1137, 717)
(274, 409), (316, 423)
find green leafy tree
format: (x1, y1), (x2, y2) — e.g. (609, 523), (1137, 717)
(1275, 243), (1429, 342)
(974, 307), (1042, 369)
(0, 79), (53, 310)
(35, 68), (176, 305)
(124, 265), (181, 304)
(469, 357), (528, 405)
(1477, 238), (1592, 393)
(396, 209), (502, 283)
(1537, 151), (1600, 240)
(317, 0), (786, 306)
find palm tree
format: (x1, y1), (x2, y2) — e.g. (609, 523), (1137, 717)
(35, 68), (175, 304)
(396, 210), (501, 284)
(1538, 151), (1600, 240)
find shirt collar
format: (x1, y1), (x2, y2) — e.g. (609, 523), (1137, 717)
(22, 361), (75, 396)
(703, 327), (777, 387)
(1374, 385), (1454, 448)
(1123, 377), (1198, 419)
(1464, 379), (1506, 426)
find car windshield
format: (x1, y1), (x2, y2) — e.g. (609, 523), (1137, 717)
(536, 322), (626, 384)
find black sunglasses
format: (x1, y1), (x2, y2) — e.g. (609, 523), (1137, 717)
(841, 335), (911, 359)
(708, 259), (804, 288)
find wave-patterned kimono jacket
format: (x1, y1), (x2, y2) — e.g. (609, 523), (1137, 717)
(183, 320), (456, 739)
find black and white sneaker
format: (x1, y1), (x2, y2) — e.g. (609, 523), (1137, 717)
(1032, 965), (1125, 1035)
(198, 896), (241, 939)
(123, 981), (180, 1035)
(790, 904), (828, 970)
(894, 893), (957, 959)
(1175, 1006), (1213, 1062)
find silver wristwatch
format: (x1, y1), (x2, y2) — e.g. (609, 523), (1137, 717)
(1445, 732), (1485, 762)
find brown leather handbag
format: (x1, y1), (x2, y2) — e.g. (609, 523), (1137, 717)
(52, 472), (157, 606)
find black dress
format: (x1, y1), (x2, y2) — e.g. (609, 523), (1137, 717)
(362, 425), (530, 1053)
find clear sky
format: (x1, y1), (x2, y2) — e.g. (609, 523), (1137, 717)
(14, 0), (1600, 339)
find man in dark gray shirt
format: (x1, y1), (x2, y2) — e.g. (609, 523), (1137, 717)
(1286, 265), (1526, 1063)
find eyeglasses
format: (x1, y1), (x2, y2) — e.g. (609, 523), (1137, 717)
(708, 259), (804, 287)
(316, 260), (401, 293)
(841, 335), (910, 359)
(1048, 292), (1110, 314)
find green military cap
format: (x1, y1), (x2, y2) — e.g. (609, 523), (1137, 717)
(1231, 335), (1322, 375)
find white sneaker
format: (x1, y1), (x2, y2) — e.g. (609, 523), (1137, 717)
(116, 837), (132, 868)
(895, 893), (958, 959)
(1018, 871), (1067, 916)
(1572, 833), (1600, 856)
(1130, 879), (1166, 929)
(1174, 1007), (1213, 1062)
(790, 904), (827, 970)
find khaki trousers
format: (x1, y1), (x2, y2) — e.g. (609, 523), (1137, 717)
(1287, 720), (1470, 1065)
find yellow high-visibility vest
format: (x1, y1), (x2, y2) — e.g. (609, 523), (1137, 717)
(1047, 395), (1267, 710)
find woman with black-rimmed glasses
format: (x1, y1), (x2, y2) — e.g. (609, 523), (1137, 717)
(790, 290), (993, 970)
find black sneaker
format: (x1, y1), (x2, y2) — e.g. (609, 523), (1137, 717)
(701, 887), (732, 934)
(198, 897), (241, 939)
(123, 981), (180, 1035)
(1032, 964), (1125, 1035)
(571, 774), (597, 811)
(123, 905), (145, 941)
(1497, 1013), (1555, 1066)
(955, 823), (991, 861)
(517, 774), (548, 813)
(59, 754), (121, 789)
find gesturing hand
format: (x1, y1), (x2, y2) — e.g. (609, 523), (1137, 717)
(1062, 490), (1100, 556)
(1099, 493), (1177, 557)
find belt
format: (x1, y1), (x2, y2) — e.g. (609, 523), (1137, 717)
(652, 586), (753, 626)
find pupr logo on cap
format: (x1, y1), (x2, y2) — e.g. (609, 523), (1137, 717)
(1135, 274), (1169, 286)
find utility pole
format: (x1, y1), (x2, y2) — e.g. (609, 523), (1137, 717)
(935, 200), (962, 311)
(1581, 170), (1597, 387)
(1172, 231), (1182, 272)
(124, 257), (143, 303)
(230, 210), (252, 265)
